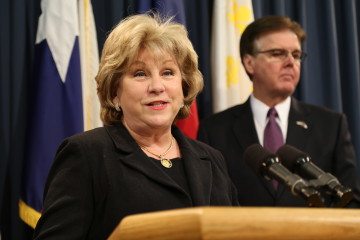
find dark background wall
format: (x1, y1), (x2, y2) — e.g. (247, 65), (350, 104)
(1, 0), (359, 239)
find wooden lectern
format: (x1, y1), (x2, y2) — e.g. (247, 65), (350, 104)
(108, 207), (360, 240)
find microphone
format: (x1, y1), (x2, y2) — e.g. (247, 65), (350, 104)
(244, 144), (324, 207)
(276, 145), (353, 207)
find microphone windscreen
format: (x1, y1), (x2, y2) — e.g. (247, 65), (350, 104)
(244, 144), (274, 174)
(276, 145), (307, 170)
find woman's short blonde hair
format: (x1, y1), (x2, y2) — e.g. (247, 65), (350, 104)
(96, 13), (204, 125)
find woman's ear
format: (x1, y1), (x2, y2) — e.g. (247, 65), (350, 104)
(112, 96), (118, 105)
(113, 96), (121, 112)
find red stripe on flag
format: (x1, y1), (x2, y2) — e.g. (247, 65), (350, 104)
(176, 101), (199, 139)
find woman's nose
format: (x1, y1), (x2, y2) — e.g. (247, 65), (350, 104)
(148, 74), (165, 93)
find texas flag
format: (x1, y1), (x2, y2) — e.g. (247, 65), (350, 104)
(19, 0), (101, 228)
(212, 0), (254, 113)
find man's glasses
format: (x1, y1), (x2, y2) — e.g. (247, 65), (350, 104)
(254, 48), (307, 62)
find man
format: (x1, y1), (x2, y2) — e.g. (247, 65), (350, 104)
(198, 16), (360, 207)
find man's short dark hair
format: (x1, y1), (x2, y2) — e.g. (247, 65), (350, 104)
(240, 15), (306, 60)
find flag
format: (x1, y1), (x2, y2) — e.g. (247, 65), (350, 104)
(211, 0), (254, 113)
(136, 0), (200, 139)
(19, 0), (101, 228)
(176, 102), (199, 139)
(79, 0), (102, 130)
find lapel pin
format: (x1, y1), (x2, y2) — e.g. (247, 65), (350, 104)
(296, 121), (308, 129)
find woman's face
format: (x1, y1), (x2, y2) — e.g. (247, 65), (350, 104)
(115, 48), (184, 133)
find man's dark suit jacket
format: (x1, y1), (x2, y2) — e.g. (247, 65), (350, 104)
(33, 123), (238, 239)
(198, 97), (360, 207)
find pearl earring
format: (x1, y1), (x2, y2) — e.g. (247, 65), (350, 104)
(115, 104), (121, 112)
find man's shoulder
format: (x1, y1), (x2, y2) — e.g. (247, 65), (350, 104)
(201, 103), (247, 124)
(293, 99), (343, 118)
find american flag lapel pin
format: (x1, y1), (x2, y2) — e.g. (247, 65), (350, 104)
(296, 121), (308, 129)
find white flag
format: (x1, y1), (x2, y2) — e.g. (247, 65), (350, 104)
(211, 0), (254, 113)
(79, 0), (102, 130)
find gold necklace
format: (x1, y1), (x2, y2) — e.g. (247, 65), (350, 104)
(140, 137), (174, 168)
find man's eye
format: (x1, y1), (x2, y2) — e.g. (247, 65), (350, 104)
(292, 52), (302, 59)
(270, 50), (286, 57)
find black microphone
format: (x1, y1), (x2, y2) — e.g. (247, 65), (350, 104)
(277, 145), (353, 207)
(244, 144), (324, 207)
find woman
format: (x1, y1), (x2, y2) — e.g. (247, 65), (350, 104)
(33, 14), (238, 239)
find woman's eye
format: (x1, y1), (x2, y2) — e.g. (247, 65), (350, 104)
(134, 71), (146, 77)
(163, 70), (174, 76)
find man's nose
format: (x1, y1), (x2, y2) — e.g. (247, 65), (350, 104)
(283, 52), (297, 65)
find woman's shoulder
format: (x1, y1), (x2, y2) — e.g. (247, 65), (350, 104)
(173, 126), (222, 157)
(55, 127), (113, 161)
(59, 127), (115, 152)
(67, 126), (108, 142)
(184, 137), (224, 159)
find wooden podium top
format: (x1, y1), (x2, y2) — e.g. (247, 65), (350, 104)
(108, 207), (360, 240)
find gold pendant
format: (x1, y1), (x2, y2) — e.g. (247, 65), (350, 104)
(160, 158), (172, 168)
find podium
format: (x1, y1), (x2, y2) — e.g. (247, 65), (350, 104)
(108, 207), (360, 240)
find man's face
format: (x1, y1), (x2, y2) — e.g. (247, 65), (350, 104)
(243, 30), (302, 105)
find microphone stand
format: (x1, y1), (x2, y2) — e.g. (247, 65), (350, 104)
(307, 177), (353, 208)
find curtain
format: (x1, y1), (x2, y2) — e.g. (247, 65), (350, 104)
(1, 0), (40, 238)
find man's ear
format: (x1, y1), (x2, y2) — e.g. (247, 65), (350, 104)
(242, 54), (255, 75)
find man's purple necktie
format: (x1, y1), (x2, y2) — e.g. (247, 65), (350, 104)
(263, 107), (284, 189)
